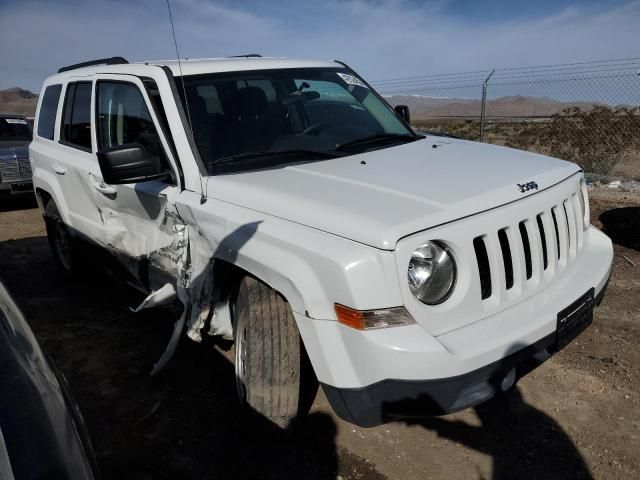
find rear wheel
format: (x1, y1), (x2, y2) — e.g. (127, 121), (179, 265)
(232, 276), (316, 430)
(44, 201), (76, 273)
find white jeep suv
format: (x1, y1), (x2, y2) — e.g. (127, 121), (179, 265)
(30, 56), (613, 429)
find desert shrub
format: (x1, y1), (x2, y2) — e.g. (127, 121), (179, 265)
(412, 119), (480, 141)
(505, 106), (640, 174)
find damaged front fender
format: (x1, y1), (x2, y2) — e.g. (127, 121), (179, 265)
(94, 186), (222, 374)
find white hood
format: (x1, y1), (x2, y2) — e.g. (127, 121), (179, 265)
(206, 137), (581, 250)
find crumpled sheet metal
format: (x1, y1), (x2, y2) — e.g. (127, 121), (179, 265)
(105, 202), (224, 374)
(130, 283), (177, 313)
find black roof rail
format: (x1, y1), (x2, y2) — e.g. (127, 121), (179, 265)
(58, 56), (129, 74)
(227, 54), (262, 58)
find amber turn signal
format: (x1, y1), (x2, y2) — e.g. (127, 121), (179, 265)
(334, 304), (415, 330)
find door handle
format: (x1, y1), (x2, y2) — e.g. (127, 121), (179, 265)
(52, 163), (66, 175)
(89, 174), (117, 195)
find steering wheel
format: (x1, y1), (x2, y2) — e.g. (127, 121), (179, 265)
(301, 122), (333, 135)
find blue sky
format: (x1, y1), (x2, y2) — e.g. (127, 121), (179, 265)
(1, 0), (639, 91)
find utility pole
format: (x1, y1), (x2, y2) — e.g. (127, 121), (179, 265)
(480, 69), (495, 142)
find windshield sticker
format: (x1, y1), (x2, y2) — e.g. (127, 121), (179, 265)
(337, 73), (369, 89)
(5, 118), (27, 125)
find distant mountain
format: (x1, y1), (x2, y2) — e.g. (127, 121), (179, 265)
(384, 94), (602, 119)
(0, 87), (39, 117)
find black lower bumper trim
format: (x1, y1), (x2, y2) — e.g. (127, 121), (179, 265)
(322, 333), (556, 427)
(595, 274), (610, 306)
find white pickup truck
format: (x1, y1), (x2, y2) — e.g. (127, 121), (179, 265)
(30, 56), (613, 429)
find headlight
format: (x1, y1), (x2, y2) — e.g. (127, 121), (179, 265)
(408, 241), (456, 305)
(579, 176), (590, 230)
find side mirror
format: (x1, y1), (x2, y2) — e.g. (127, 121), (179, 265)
(394, 105), (411, 124)
(97, 144), (168, 185)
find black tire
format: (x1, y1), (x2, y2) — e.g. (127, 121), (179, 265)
(44, 200), (77, 273)
(233, 276), (316, 430)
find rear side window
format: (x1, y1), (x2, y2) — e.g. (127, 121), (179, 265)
(96, 81), (169, 169)
(37, 84), (62, 140)
(61, 82), (93, 151)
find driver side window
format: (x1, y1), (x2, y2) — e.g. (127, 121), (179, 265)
(96, 81), (170, 171)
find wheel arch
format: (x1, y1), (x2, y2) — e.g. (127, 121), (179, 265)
(212, 256), (297, 298)
(34, 173), (72, 227)
(208, 241), (311, 322)
(209, 255), (307, 322)
(35, 187), (52, 212)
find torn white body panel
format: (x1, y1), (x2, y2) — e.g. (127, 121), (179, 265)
(94, 183), (185, 277)
(209, 300), (233, 340)
(130, 283), (177, 313)
(91, 181), (217, 371)
(149, 295), (188, 376)
(95, 182), (244, 372)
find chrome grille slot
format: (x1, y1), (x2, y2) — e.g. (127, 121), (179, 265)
(571, 193), (585, 250)
(536, 214), (548, 270)
(473, 236), (492, 300)
(564, 200), (577, 259)
(553, 204), (569, 265)
(498, 228), (514, 290)
(551, 208), (561, 261)
(518, 221), (533, 280)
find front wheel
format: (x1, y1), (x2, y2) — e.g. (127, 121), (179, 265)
(233, 276), (316, 430)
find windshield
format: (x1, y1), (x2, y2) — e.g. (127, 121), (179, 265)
(0, 117), (32, 142)
(179, 67), (416, 174)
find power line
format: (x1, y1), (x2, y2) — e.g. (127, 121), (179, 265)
(374, 67), (640, 89)
(372, 57), (640, 84)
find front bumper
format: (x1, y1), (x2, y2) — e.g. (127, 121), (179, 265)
(0, 180), (33, 196)
(294, 226), (613, 426)
(323, 279), (609, 427)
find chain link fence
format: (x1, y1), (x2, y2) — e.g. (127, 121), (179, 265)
(374, 58), (640, 177)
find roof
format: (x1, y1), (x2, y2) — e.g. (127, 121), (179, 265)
(144, 57), (341, 76)
(47, 57), (341, 82)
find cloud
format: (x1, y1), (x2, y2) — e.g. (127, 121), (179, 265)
(1, 0), (639, 90)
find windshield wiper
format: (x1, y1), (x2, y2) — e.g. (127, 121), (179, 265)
(335, 133), (417, 151)
(209, 149), (342, 169)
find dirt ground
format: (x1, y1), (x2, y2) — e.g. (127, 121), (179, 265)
(0, 188), (638, 480)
